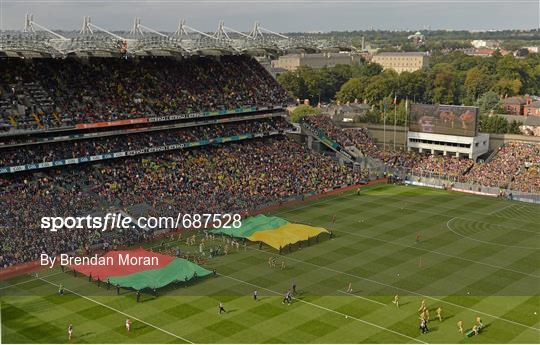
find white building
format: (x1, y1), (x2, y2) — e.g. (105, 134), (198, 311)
(371, 52), (429, 73)
(471, 40), (499, 49)
(407, 131), (489, 160)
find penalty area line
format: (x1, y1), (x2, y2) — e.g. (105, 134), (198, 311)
(37, 277), (194, 344)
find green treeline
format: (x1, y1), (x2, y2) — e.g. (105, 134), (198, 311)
(278, 51), (539, 134)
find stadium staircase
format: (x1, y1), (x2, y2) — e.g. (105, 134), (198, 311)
(22, 82), (57, 128)
(484, 144), (504, 163)
(344, 145), (363, 160)
(0, 82), (57, 130)
(460, 164), (474, 178)
(0, 87), (19, 131)
(300, 121), (354, 163)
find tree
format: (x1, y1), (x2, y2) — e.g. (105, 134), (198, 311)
(475, 91), (501, 114)
(430, 63), (458, 104)
(492, 78), (522, 97)
(277, 71), (305, 100)
(275, 50), (537, 108)
(364, 70), (398, 103)
(496, 55), (534, 93)
(398, 70), (428, 103)
(464, 67), (492, 104)
(508, 120), (522, 134)
(363, 108), (381, 124)
(328, 64), (353, 86)
(336, 76), (369, 103)
(320, 65), (353, 101)
(496, 55), (526, 80)
(289, 105), (322, 123)
(479, 115), (509, 134)
(278, 65), (354, 104)
(301, 67), (326, 103)
(351, 62), (383, 78)
(524, 54), (540, 94)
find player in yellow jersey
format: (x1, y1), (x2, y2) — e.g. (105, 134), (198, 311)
(457, 320), (464, 334)
(392, 294), (399, 308)
(418, 299), (426, 312)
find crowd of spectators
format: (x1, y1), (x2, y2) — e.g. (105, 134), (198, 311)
(512, 166), (540, 194)
(302, 115), (474, 176)
(2, 56), (539, 271)
(302, 115), (359, 148)
(302, 114), (540, 190)
(0, 136), (363, 267)
(464, 142), (540, 192)
(0, 117), (291, 167)
(0, 55), (291, 131)
(412, 155), (474, 178)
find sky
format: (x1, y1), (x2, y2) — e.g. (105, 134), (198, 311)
(0, 0), (539, 33)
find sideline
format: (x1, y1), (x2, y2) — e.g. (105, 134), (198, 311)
(318, 189), (539, 227)
(37, 276), (194, 344)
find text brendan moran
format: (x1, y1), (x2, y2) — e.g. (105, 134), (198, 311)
(40, 254), (159, 268)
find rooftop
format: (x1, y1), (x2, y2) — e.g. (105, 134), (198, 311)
(502, 96), (529, 105)
(374, 52), (427, 57)
(525, 100), (540, 108)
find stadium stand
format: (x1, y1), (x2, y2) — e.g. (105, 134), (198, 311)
(1, 54), (538, 272)
(0, 136), (364, 268)
(301, 114), (539, 193)
(464, 142), (540, 192)
(302, 115), (473, 173)
(0, 54), (317, 268)
(0, 117), (291, 167)
(0, 55), (290, 132)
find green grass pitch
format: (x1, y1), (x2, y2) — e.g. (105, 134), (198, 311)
(1, 184), (539, 343)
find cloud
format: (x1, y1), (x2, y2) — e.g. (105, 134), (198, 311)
(1, 1), (538, 32)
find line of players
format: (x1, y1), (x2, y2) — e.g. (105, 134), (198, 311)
(66, 296), (484, 341)
(390, 294), (483, 337)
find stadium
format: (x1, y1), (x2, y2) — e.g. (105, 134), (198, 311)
(0, 13), (539, 345)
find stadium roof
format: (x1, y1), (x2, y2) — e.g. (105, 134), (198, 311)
(0, 14), (357, 58)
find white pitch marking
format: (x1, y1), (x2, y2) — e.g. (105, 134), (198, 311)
(336, 228), (540, 278)
(0, 271), (64, 290)
(219, 273), (427, 344)
(250, 247), (540, 332)
(488, 204), (515, 215)
(338, 290), (387, 306)
(37, 277), (193, 344)
(446, 217), (539, 250)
